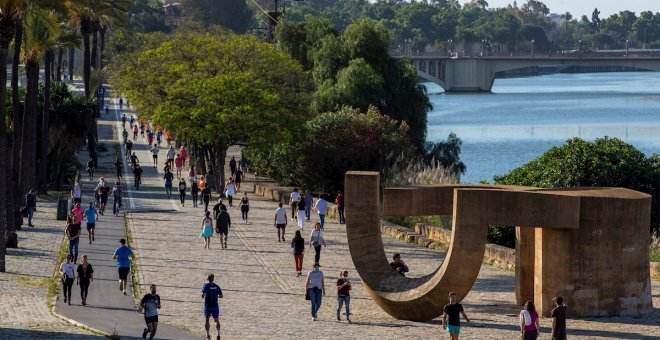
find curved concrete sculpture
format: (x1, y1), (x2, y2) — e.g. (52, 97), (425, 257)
(344, 171), (653, 321)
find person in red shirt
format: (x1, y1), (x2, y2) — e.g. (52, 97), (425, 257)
(336, 271), (352, 322)
(335, 191), (345, 224)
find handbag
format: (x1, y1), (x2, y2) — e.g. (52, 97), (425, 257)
(305, 290), (310, 300)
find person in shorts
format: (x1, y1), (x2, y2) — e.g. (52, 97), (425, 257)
(215, 205), (231, 249)
(150, 144), (159, 167)
(141, 284), (161, 340)
(274, 202), (288, 242)
(201, 274), (223, 340)
(83, 203), (98, 244)
(442, 291), (470, 339)
(112, 238), (135, 295)
(551, 296), (567, 340)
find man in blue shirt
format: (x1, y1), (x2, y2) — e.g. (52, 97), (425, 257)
(112, 238), (135, 295)
(201, 274), (223, 340)
(83, 203), (99, 244)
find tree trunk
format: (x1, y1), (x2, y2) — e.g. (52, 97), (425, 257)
(20, 59), (40, 195)
(99, 26), (106, 70)
(83, 28), (91, 97)
(38, 51), (53, 194)
(68, 47), (75, 81)
(0, 38), (11, 270)
(56, 48), (63, 82)
(9, 19), (23, 240)
(212, 144), (227, 195)
(91, 23), (98, 70)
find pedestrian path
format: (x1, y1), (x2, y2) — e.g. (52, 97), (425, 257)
(53, 94), (196, 339)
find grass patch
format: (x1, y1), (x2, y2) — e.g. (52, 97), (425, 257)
(651, 233), (660, 262)
(47, 237), (69, 308)
(15, 275), (56, 289)
(46, 191), (70, 199)
(383, 215), (452, 229)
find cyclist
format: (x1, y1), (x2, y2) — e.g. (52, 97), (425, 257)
(86, 159), (95, 181)
(125, 140), (133, 159)
(112, 181), (123, 216)
(130, 152), (139, 170)
(133, 164), (143, 190)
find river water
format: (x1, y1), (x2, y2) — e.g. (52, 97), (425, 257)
(425, 72), (660, 183)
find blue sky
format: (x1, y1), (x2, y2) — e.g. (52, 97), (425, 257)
(458, 0), (659, 18)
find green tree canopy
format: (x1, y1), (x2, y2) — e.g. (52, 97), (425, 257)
(495, 137), (660, 235)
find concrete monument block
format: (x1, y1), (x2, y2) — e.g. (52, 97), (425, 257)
(344, 171), (652, 321)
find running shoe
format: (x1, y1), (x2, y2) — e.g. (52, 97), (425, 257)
(142, 328), (148, 339)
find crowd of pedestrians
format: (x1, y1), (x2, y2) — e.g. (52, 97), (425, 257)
(46, 98), (576, 340)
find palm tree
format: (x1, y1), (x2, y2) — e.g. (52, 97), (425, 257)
(0, 0), (23, 271)
(38, 24), (80, 193)
(19, 8), (61, 194)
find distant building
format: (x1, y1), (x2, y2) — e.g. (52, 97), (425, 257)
(549, 13), (565, 25)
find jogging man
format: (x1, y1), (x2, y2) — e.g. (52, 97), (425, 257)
(163, 169), (174, 198)
(201, 186), (212, 212)
(83, 203), (98, 244)
(150, 144), (159, 167)
(442, 291), (470, 340)
(201, 274), (223, 340)
(141, 284), (161, 340)
(166, 146), (176, 168)
(112, 238), (135, 295)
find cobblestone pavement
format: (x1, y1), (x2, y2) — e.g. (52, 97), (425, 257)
(126, 141), (660, 339)
(0, 198), (100, 339)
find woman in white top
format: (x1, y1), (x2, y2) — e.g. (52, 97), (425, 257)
(305, 262), (325, 321)
(309, 223), (326, 264)
(60, 255), (76, 305)
(225, 180), (237, 207)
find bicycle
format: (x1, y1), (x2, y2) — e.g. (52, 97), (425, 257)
(113, 196), (122, 216)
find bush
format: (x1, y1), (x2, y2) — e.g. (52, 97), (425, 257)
(495, 137), (660, 239)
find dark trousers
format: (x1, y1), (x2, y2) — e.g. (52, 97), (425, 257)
(338, 208), (345, 224)
(192, 192), (198, 206)
(80, 279), (90, 300)
(179, 190), (186, 204)
(523, 330), (538, 340)
(63, 277), (74, 299)
(242, 210), (248, 221)
(314, 245), (322, 263)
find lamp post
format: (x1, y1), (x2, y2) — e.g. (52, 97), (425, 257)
(625, 39), (629, 58)
(531, 39), (535, 57)
(404, 38), (411, 57)
(578, 39), (582, 57)
(447, 39), (453, 56)
(481, 39), (486, 57)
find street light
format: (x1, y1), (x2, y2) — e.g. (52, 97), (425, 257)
(481, 39), (486, 57)
(578, 39), (582, 57)
(625, 39), (629, 58)
(531, 39), (535, 57)
(447, 39), (453, 56)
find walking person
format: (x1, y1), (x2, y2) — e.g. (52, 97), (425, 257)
(140, 284), (161, 340)
(336, 271), (352, 322)
(115, 156), (123, 179)
(179, 145), (188, 167)
(165, 130), (173, 146)
(83, 203), (98, 245)
(520, 300), (540, 340)
(229, 156), (237, 178)
(201, 274), (223, 340)
(166, 146), (176, 169)
(112, 181), (123, 216)
(174, 154), (183, 178)
(303, 192), (313, 222)
(66, 217), (81, 264)
(150, 144), (159, 168)
(202, 184), (212, 212)
(233, 167), (243, 192)
(76, 255), (94, 306)
(164, 168), (174, 198)
(70, 202), (84, 226)
(291, 230), (305, 276)
(25, 189), (37, 227)
(178, 178), (187, 207)
(191, 178), (199, 208)
(335, 191), (345, 224)
(309, 223), (326, 263)
(125, 139), (133, 157)
(86, 159), (95, 181)
(133, 124), (139, 140)
(289, 188), (300, 220)
(94, 177), (109, 215)
(239, 192), (249, 224)
(215, 205), (231, 249)
(305, 262), (325, 321)
(200, 211), (214, 249)
(224, 180), (236, 207)
(551, 296), (567, 340)
(147, 130), (154, 146)
(71, 180), (82, 204)
(315, 195), (328, 229)
(442, 292), (470, 340)
(240, 157), (248, 175)
(112, 238), (135, 295)
(296, 199), (306, 230)
(274, 202), (288, 242)
(133, 164), (143, 190)
(60, 255), (75, 305)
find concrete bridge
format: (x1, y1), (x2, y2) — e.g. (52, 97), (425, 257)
(398, 56), (660, 92)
